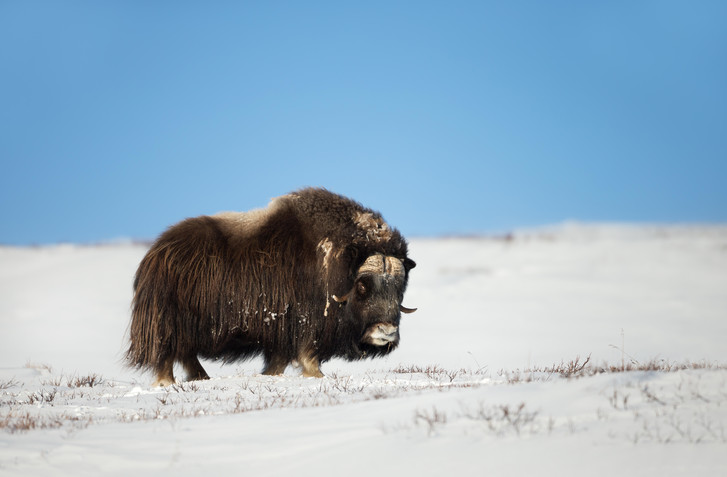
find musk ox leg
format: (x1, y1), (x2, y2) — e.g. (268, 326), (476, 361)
(183, 355), (210, 381)
(262, 353), (289, 376)
(298, 349), (324, 378)
(152, 357), (176, 387)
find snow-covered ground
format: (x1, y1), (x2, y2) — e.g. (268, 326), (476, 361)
(2, 224), (726, 475)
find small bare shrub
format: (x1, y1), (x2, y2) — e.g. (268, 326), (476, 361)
(463, 402), (539, 436)
(498, 403), (538, 436)
(24, 362), (52, 373)
(0, 378), (19, 390)
(170, 382), (199, 393)
(41, 376), (64, 387)
(414, 407), (448, 436)
(539, 355), (591, 379)
(26, 389), (57, 405)
(70, 374), (104, 388)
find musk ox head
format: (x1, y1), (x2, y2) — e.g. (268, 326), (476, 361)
(333, 253), (417, 355)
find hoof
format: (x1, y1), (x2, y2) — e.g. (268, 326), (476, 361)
(152, 377), (175, 387)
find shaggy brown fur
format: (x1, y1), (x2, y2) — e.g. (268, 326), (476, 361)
(126, 188), (416, 385)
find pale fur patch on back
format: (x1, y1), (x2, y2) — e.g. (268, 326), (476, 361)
(214, 196), (286, 237)
(354, 212), (393, 242)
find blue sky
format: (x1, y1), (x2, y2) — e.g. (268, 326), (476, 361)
(2, 1), (726, 244)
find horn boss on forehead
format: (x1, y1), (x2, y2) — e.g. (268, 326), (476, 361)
(126, 187), (416, 386)
(384, 256), (405, 277)
(358, 254), (385, 274)
(356, 254), (406, 277)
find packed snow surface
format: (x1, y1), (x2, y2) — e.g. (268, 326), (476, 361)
(1, 224), (726, 475)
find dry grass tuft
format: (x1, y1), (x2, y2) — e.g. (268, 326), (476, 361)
(3, 357), (726, 435)
(0, 411), (93, 434)
(499, 356), (727, 384)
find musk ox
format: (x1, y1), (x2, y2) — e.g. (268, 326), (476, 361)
(126, 187), (416, 386)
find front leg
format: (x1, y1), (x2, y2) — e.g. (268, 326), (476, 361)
(298, 348), (324, 378)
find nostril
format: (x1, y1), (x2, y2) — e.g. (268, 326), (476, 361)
(365, 323), (399, 346)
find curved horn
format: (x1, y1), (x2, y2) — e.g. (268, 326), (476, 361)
(332, 290), (352, 303)
(399, 305), (417, 314)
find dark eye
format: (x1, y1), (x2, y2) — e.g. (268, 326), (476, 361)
(356, 281), (367, 297)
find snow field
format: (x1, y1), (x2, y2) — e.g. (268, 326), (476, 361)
(2, 224), (727, 475)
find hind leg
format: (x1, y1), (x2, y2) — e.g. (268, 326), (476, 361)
(183, 355), (210, 381)
(262, 353), (288, 375)
(152, 356), (175, 387)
